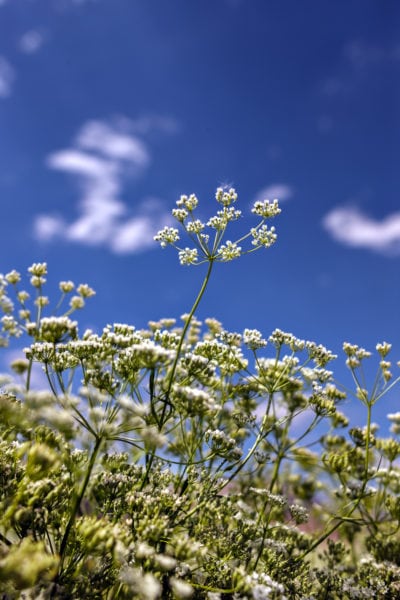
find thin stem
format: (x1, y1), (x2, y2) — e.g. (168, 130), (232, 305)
(44, 362), (58, 397)
(221, 392), (274, 488)
(164, 258), (215, 407)
(56, 436), (103, 576)
(140, 259), (215, 489)
(374, 374), (400, 403)
(25, 357), (33, 392)
(298, 401), (374, 560)
(268, 450), (285, 494)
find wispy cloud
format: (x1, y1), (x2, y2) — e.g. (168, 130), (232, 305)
(343, 40), (400, 70)
(121, 114), (179, 137)
(110, 202), (166, 254)
(254, 183), (293, 203)
(0, 56), (15, 98)
(322, 206), (400, 255)
(76, 120), (149, 165)
(19, 30), (45, 55)
(321, 39), (400, 97)
(35, 118), (174, 254)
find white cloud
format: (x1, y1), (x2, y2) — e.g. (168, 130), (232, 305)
(35, 118), (173, 253)
(19, 30), (45, 54)
(322, 206), (400, 255)
(76, 120), (149, 165)
(255, 183), (293, 203)
(34, 215), (65, 241)
(122, 114), (180, 136)
(110, 210), (165, 254)
(343, 40), (397, 70)
(320, 40), (400, 98)
(0, 56), (15, 98)
(47, 149), (115, 177)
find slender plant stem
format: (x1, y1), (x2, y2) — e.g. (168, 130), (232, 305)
(56, 436), (103, 575)
(220, 392), (274, 488)
(298, 401), (373, 560)
(140, 259), (215, 489)
(164, 257), (215, 408)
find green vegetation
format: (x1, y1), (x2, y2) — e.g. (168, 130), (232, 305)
(1, 189), (400, 598)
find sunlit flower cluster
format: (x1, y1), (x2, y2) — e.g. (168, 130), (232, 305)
(154, 187), (281, 265)
(243, 328), (267, 350)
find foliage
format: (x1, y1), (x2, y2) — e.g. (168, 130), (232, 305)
(1, 188), (400, 599)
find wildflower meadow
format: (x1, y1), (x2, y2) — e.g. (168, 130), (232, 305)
(1, 188), (400, 599)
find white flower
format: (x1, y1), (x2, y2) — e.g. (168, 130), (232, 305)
(172, 207), (188, 222)
(120, 567), (162, 600)
(24, 341), (56, 362)
(251, 224), (277, 248)
(215, 186), (238, 206)
(67, 339), (103, 359)
(218, 206), (242, 221)
(154, 226), (180, 248)
(207, 215), (224, 230)
(186, 219), (205, 233)
(17, 291), (30, 302)
(38, 316), (78, 342)
(59, 280), (75, 293)
(207, 208), (241, 229)
(1, 316), (22, 337)
(77, 283), (96, 297)
(176, 193), (199, 211)
(169, 577), (194, 598)
(28, 262), (48, 276)
(154, 554), (177, 571)
(218, 240), (242, 261)
(251, 198), (281, 218)
(387, 412), (400, 424)
(178, 247), (199, 266)
(5, 270), (21, 284)
(376, 341), (392, 357)
(172, 384), (219, 415)
(289, 503), (309, 524)
(69, 295), (85, 309)
(243, 328), (267, 350)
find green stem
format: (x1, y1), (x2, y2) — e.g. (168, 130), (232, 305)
(44, 362), (58, 397)
(298, 401), (373, 560)
(56, 436), (103, 574)
(140, 259), (215, 489)
(221, 392), (274, 488)
(268, 450), (285, 494)
(25, 357), (33, 392)
(164, 257), (215, 407)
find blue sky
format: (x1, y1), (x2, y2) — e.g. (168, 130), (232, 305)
(1, 0), (400, 427)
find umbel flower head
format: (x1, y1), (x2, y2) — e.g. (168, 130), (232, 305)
(154, 187), (281, 265)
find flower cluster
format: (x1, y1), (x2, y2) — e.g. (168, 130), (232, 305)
(154, 187), (281, 265)
(0, 263), (96, 348)
(243, 328), (267, 350)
